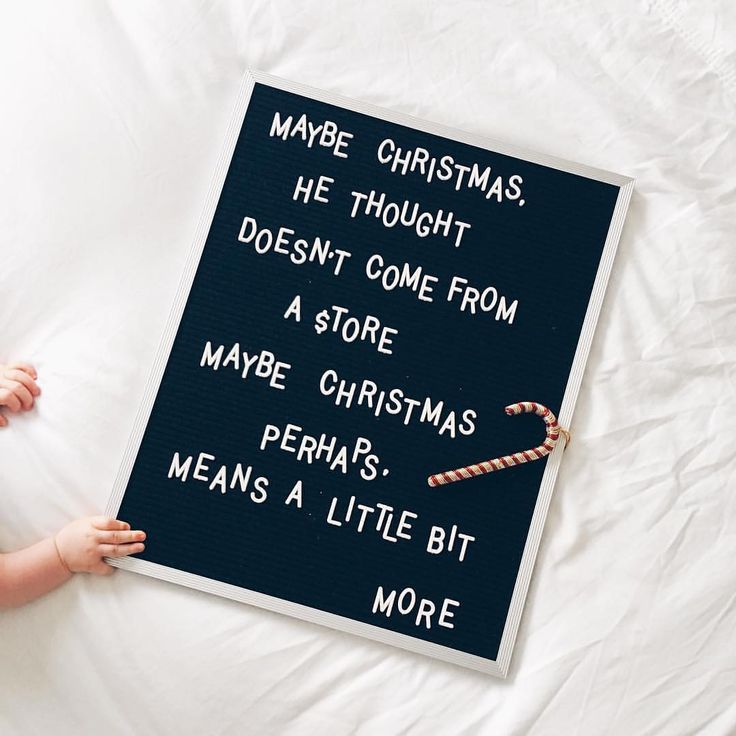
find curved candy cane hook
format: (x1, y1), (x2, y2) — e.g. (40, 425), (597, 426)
(427, 402), (569, 487)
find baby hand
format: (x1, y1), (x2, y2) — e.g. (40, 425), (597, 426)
(55, 517), (146, 575)
(0, 361), (41, 426)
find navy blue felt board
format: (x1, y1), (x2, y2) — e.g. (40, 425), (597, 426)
(116, 81), (620, 663)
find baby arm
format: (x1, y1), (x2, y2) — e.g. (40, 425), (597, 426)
(0, 517), (145, 609)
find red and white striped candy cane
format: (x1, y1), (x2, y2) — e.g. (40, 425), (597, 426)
(427, 402), (568, 487)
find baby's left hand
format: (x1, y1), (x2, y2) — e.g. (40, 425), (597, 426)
(0, 361), (41, 426)
(55, 517), (146, 575)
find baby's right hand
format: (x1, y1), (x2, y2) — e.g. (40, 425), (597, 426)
(55, 517), (146, 575)
(0, 361), (41, 426)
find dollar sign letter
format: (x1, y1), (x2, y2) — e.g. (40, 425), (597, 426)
(314, 309), (330, 335)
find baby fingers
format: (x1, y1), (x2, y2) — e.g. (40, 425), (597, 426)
(91, 517), (130, 531)
(5, 368), (41, 397)
(97, 529), (146, 545)
(0, 385), (23, 412)
(7, 362), (37, 379)
(100, 542), (146, 558)
(0, 379), (34, 410)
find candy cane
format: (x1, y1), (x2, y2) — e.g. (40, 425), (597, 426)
(427, 402), (569, 487)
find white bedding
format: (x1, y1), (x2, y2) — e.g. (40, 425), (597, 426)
(1, 1), (735, 733)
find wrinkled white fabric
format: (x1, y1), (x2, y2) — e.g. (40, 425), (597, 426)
(1, 1), (734, 734)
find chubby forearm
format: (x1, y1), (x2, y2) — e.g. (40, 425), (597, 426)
(0, 537), (72, 609)
(0, 517), (145, 609)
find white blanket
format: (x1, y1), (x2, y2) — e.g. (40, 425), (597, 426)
(1, 1), (734, 733)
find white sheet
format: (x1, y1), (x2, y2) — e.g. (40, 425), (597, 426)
(1, 1), (734, 733)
